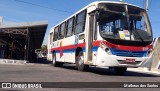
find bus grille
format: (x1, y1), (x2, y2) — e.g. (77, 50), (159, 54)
(110, 49), (147, 57)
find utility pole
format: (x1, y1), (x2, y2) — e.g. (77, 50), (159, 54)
(146, 0), (149, 13)
(0, 16), (3, 25)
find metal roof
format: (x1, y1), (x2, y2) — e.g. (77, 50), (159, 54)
(0, 21), (48, 50)
(0, 21), (48, 29)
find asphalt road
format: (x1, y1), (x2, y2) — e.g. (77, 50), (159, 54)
(0, 59), (160, 91)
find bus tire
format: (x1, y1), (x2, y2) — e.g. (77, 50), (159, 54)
(76, 51), (89, 71)
(52, 52), (63, 67)
(114, 67), (127, 75)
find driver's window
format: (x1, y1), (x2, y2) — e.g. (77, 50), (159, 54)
(135, 16), (145, 30)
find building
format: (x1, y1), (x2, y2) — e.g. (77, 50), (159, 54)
(0, 19), (48, 62)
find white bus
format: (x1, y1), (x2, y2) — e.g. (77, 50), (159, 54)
(47, 1), (153, 74)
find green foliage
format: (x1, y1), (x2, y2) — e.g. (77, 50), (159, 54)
(41, 45), (47, 51)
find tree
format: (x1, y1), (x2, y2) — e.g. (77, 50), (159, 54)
(41, 45), (47, 52)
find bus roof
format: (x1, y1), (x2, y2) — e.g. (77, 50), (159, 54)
(49, 1), (143, 33)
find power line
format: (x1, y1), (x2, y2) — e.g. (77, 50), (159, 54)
(14, 0), (73, 14)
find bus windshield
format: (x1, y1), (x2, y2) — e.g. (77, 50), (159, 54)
(98, 3), (152, 46)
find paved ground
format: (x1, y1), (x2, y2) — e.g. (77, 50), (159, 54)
(0, 59), (160, 91)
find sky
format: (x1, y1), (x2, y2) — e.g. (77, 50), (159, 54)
(0, 0), (159, 45)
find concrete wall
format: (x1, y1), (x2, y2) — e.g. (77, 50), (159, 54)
(151, 37), (160, 71)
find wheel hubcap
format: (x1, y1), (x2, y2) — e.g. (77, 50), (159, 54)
(78, 56), (84, 66)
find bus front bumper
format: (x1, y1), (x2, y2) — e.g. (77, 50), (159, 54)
(95, 48), (152, 68)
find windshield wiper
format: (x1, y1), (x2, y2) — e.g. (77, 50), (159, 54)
(133, 30), (144, 42)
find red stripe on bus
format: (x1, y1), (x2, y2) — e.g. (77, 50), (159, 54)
(51, 41), (152, 53)
(102, 41), (152, 51)
(51, 43), (86, 52)
(91, 40), (152, 51)
(51, 43), (86, 58)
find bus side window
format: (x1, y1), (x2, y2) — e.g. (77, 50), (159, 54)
(59, 22), (66, 39)
(66, 17), (74, 37)
(75, 10), (86, 34)
(53, 26), (59, 41)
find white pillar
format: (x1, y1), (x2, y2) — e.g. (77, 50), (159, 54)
(0, 16), (3, 25)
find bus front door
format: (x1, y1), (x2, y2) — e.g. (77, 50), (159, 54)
(86, 14), (95, 64)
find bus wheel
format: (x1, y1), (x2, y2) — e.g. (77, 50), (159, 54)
(114, 67), (127, 75)
(76, 51), (89, 71)
(52, 52), (63, 67)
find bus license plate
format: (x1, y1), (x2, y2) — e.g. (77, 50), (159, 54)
(125, 59), (135, 63)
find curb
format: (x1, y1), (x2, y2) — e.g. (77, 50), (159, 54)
(0, 59), (27, 65)
(128, 67), (160, 75)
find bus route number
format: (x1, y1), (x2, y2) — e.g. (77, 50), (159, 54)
(103, 26), (112, 33)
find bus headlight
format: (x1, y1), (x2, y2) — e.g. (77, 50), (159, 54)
(105, 48), (112, 54)
(100, 41), (112, 55)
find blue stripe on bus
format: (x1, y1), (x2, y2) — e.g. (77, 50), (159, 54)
(54, 46), (99, 53)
